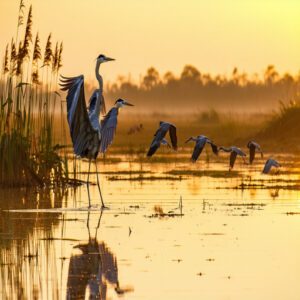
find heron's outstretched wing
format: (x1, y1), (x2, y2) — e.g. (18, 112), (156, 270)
(230, 151), (237, 169)
(262, 159), (280, 174)
(191, 139), (206, 162)
(249, 144), (256, 164)
(168, 125), (177, 150)
(262, 159), (273, 174)
(100, 107), (118, 153)
(60, 75), (99, 158)
(208, 141), (218, 155)
(147, 123), (169, 157)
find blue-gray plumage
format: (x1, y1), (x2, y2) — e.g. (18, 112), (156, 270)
(60, 54), (115, 208)
(185, 135), (218, 162)
(147, 121), (177, 157)
(262, 159), (280, 174)
(100, 99), (134, 153)
(247, 140), (263, 164)
(219, 146), (246, 169)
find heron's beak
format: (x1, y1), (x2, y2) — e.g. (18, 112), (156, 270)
(124, 101), (134, 106)
(105, 57), (115, 62)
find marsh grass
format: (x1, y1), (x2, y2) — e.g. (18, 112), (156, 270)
(0, 2), (68, 187)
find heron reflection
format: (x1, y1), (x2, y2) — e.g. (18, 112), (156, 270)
(67, 211), (133, 299)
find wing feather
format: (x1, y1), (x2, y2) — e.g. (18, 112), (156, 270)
(249, 144), (256, 164)
(191, 139), (206, 162)
(168, 125), (177, 150)
(60, 75), (99, 158)
(230, 151), (237, 169)
(99, 107), (119, 153)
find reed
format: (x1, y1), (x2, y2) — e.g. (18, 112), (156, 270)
(0, 1), (69, 187)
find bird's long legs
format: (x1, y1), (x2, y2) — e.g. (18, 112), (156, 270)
(87, 159), (91, 208)
(95, 160), (106, 209)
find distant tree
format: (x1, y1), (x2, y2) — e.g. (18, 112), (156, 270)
(180, 65), (201, 81)
(142, 67), (160, 90)
(163, 71), (176, 84)
(264, 65), (279, 84)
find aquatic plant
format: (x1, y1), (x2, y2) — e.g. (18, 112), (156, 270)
(0, 1), (68, 187)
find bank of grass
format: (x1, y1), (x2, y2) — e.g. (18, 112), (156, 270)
(256, 101), (300, 152)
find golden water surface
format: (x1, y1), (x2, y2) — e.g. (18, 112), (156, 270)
(1, 154), (300, 299)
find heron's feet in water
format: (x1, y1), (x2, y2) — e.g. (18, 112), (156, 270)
(101, 204), (109, 210)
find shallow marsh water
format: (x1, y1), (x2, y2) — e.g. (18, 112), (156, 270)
(1, 153), (300, 299)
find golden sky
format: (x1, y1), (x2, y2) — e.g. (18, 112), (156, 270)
(1, 0), (300, 82)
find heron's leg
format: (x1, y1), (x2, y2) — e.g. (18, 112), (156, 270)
(95, 160), (106, 209)
(86, 210), (91, 240)
(87, 159), (91, 208)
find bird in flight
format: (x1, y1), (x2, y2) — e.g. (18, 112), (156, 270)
(219, 146), (246, 170)
(247, 141), (263, 164)
(147, 121), (177, 157)
(185, 135), (218, 163)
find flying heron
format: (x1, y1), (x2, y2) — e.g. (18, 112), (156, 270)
(219, 146), (246, 170)
(262, 158), (281, 174)
(147, 121), (177, 157)
(60, 54), (115, 209)
(185, 135), (218, 162)
(247, 141), (263, 164)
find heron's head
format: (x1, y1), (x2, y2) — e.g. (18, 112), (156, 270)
(97, 54), (115, 64)
(115, 98), (134, 108)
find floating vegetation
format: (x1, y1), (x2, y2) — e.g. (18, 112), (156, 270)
(167, 169), (240, 178)
(0, 2), (68, 187)
(107, 175), (179, 181)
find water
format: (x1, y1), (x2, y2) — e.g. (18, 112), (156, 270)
(1, 154), (300, 299)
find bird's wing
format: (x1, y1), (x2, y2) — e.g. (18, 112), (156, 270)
(60, 75), (99, 157)
(191, 139), (206, 162)
(168, 124), (177, 150)
(249, 144), (256, 164)
(262, 159), (272, 174)
(147, 142), (160, 157)
(207, 141), (218, 155)
(147, 124), (169, 157)
(230, 151), (238, 169)
(99, 107), (118, 153)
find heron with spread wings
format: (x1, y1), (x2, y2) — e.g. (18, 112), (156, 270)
(219, 146), (247, 170)
(185, 135), (218, 163)
(147, 121), (177, 157)
(247, 141), (263, 164)
(262, 158), (280, 174)
(60, 54), (117, 208)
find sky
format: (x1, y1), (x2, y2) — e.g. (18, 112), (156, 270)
(0, 0), (300, 83)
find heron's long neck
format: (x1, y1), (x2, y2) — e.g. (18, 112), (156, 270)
(220, 147), (232, 152)
(95, 61), (103, 93)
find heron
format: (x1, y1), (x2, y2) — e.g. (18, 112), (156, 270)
(262, 158), (281, 174)
(147, 121), (177, 157)
(185, 135), (218, 162)
(219, 146), (246, 170)
(247, 140), (263, 164)
(60, 54), (115, 209)
(99, 99), (134, 153)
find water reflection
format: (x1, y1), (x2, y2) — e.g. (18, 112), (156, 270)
(67, 211), (132, 299)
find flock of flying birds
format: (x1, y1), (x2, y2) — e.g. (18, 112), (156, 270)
(60, 54), (281, 208)
(146, 121), (281, 174)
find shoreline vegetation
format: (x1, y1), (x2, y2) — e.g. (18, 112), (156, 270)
(0, 1), (69, 187)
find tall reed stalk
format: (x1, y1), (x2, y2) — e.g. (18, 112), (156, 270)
(0, 1), (68, 187)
